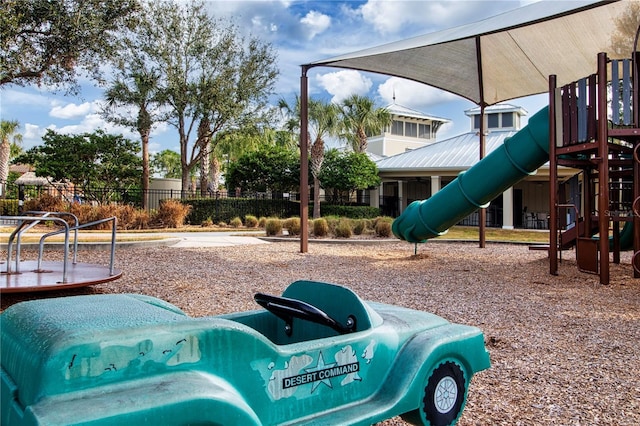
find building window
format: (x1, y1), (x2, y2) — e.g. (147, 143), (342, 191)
(487, 113), (499, 128)
(474, 115), (481, 129)
(418, 123), (431, 139)
(405, 122), (417, 137)
(502, 112), (514, 127)
(391, 120), (403, 135)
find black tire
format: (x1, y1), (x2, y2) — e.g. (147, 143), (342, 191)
(404, 361), (467, 426)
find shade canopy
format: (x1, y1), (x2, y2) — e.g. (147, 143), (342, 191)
(306, 0), (632, 106)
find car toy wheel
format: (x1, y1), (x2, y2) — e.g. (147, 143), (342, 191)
(404, 361), (467, 426)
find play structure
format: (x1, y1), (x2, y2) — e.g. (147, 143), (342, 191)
(393, 52), (639, 285)
(1, 280), (490, 425)
(549, 52), (639, 284)
(392, 105), (551, 243)
(0, 212), (122, 293)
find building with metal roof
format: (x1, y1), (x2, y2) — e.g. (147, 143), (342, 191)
(367, 102), (450, 157)
(369, 104), (578, 229)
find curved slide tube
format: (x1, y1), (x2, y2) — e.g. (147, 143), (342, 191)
(393, 106), (550, 243)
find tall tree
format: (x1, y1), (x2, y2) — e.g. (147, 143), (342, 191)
(0, 119), (23, 196)
(319, 149), (381, 204)
(1, 0), (139, 93)
(102, 67), (164, 209)
(279, 97), (339, 218)
(338, 94), (392, 153)
(151, 150), (181, 179)
(14, 129), (141, 203)
(226, 145), (300, 194)
(130, 0), (278, 192)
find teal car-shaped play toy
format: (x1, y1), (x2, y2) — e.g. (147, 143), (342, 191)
(1, 280), (490, 425)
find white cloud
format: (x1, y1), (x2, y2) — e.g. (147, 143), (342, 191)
(378, 77), (459, 110)
(357, 1), (521, 35)
(1, 89), (52, 108)
(315, 70), (373, 103)
(50, 101), (95, 119)
(300, 10), (331, 40)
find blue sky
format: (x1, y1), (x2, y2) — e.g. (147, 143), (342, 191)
(0, 0), (549, 153)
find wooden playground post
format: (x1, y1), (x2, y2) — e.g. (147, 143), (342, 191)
(596, 52), (610, 285)
(549, 75), (558, 276)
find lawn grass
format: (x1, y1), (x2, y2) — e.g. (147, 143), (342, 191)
(0, 224), (550, 244)
(435, 226), (549, 243)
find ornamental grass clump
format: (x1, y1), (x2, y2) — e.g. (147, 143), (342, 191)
(375, 217), (393, 238)
(244, 215), (259, 228)
(229, 217), (243, 228)
(352, 219), (366, 235)
(334, 219), (352, 238)
(265, 218), (282, 236)
(312, 218), (329, 237)
(284, 217), (301, 236)
(154, 199), (192, 228)
(258, 216), (267, 228)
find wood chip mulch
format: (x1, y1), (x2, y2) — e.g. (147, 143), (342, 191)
(2, 241), (638, 425)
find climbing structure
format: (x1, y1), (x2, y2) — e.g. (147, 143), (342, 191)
(549, 52), (640, 285)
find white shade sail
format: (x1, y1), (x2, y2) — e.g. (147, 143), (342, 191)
(306, 0), (634, 106)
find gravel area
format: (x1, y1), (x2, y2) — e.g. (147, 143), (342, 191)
(2, 240), (638, 425)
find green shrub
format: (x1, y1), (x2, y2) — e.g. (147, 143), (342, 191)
(319, 204), (380, 219)
(0, 199), (19, 215)
(334, 219), (352, 238)
(244, 215), (259, 228)
(229, 217), (243, 228)
(284, 217), (301, 236)
(312, 218), (329, 237)
(265, 218), (283, 236)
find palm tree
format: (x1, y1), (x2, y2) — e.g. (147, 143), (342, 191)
(0, 120), (23, 197)
(339, 94), (392, 153)
(279, 97), (339, 218)
(103, 69), (162, 210)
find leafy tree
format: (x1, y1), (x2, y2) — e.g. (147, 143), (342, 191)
(319, 149), (381, 203)
(151, 149), (181, 179)
(214, 127), (289, 191)
(338, 94), (392, 153)
(0, 119), (23, 195)
(279, 97), (339, 218)
(225, 145), (300, 194)
(126, 0), (278, 192)
(14, 129), (141, 202)
(103, 68), (164, 209)
(0, 0), (139, 93)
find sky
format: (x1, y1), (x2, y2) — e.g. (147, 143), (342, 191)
(0, 0), (551, 154)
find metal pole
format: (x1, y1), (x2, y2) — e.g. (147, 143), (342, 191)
(300, 67), (309, 253)
(478, 103), (486, 248)
(549, 74), (559, 276)
(476, 37), (486, 248)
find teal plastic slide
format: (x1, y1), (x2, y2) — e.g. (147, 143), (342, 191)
(392, 106), (550, 243)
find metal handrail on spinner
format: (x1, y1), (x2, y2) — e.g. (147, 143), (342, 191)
(2, 212), (117, 283)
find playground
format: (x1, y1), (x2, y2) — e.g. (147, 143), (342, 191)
(1, 240), (637, 424)
(1, 2), (638, 424)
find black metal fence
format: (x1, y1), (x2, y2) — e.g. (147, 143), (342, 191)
(0, 184), (375, 222)
(2, 183), (510, 227)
